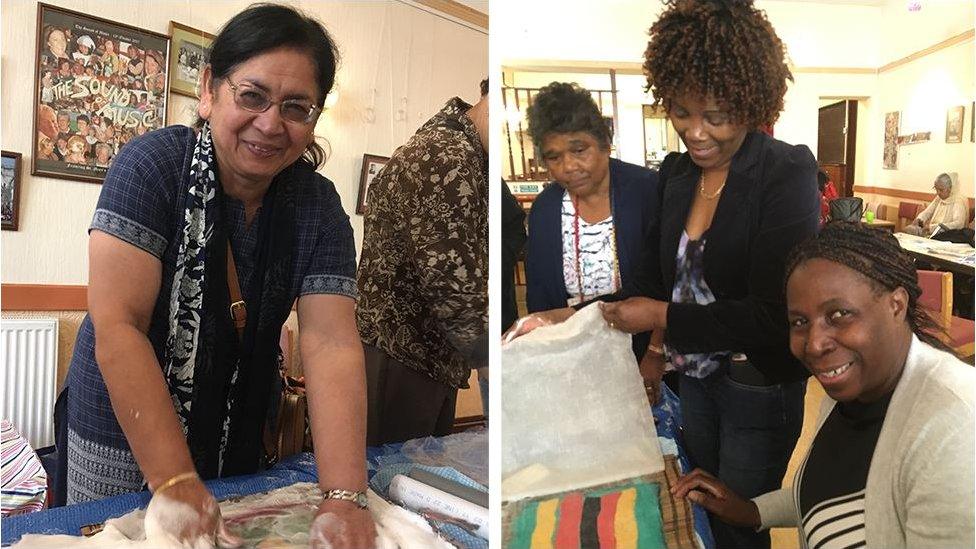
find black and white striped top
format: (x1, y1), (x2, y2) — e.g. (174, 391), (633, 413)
(796, 393), (892, 549)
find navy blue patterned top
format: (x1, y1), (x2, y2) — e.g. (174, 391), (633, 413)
(62, 125), (355, 502)
(666, 231), (731, 378)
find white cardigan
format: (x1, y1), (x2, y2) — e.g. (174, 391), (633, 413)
(753, 335), (975, 548)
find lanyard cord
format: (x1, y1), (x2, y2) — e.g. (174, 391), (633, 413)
(571, 187), (620, 302)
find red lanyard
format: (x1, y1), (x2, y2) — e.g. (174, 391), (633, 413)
(572, 195), (620, 302)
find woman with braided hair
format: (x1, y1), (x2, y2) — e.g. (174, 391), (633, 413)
(672, 221), (975, 548)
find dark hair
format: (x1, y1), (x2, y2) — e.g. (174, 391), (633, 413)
(76, 114), (90, 124)
(526, 82), (611, 151)
(643, 0), (793, 128)
(199, 3), (339, 167)
(785, 221), (953, 354)
(480, 78), (489, 97)
(816, 170), (828, 192)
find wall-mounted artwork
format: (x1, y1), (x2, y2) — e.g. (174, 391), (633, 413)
(168, 21), (213, 98)
(32, 3), (170, 183)
(946, 105), (964, 143)
(883, 111), (899, 170)
(356, 154), (390, 215)
(2, 151), (23, 231)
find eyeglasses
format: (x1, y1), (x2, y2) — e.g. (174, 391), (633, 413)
(226, 77), (322, 125)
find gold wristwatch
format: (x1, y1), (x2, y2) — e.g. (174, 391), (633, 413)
(323, 488), (368, 509)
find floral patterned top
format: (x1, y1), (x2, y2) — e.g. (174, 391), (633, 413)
(667, 231), (731, 378)
(356, 97), (488, 389)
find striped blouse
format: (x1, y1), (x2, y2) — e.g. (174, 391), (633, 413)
(1, 420), (46, 516)
(796, 393), (891, 549)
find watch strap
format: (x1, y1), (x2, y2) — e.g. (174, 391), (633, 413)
(323, 488), (368, 509)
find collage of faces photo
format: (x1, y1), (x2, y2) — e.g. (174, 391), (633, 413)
(35, 18), (168, 179)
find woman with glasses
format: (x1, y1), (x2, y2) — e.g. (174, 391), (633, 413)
(57, 5), (374, 547)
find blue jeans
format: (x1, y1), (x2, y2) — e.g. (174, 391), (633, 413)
(679, 370), (805, 549)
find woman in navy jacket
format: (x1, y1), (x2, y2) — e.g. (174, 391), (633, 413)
(523, 82), (660, 362)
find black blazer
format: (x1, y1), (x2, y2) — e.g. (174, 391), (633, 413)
(621, 131), (819, 383)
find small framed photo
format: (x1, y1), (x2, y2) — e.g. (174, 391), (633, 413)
(946, 105), (964, 143)
(2, 151), (23, 231)
(356, 154), (390, 215)
(168, 21), (214, 98)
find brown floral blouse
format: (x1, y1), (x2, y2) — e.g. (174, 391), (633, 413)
(356, 97), (488, 389)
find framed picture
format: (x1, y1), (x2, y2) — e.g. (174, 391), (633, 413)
(356, 154), (390, 215)
(2, 151), (23, 231)
(32, 3), (170, 183)
(168, 21), (213, 98)
(882, 111), (899, 170)
(946, 105), (964, 143)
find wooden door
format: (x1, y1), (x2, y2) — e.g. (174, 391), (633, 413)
(817, 100), (858, 197)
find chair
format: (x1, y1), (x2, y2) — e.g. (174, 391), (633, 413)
(829, 197), (863, 222)
(897, 201), (923, 232)
(916, 270), (975, 358)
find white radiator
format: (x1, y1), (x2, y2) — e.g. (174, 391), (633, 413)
(1, 319), (59, 449)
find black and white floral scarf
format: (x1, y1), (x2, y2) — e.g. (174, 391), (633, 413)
(162, 122), (296, 478)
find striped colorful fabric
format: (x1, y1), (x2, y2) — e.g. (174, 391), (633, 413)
(1, 420), (47, 516)
(508, 480), (666, 549)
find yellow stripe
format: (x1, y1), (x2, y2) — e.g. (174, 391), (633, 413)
(530, 498), (560, 549)
(614, 488), (639, 549)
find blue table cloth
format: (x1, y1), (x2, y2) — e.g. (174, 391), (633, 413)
(3, 388), (714, 549)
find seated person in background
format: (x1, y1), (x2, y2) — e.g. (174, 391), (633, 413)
(523, 81), (660, 366)
(902, 172), (968, 237)
(672, 222), (975, 549)
(817, 170), (838, 227)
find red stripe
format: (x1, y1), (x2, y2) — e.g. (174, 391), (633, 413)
(554, 492), (584, 548)
(598, 492), (621, 549)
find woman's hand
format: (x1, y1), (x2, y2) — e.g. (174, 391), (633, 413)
(145, 478), (242, 548)
(670, 468), (761, 528)
(502, 307), (575, 342)
(600, 297), (668, 333)
(309, 499), (377, 549)
(639, 351), (666, 406)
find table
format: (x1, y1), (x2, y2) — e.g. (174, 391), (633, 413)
(894, 232), (976, 276)
(3, 402), (714, 549)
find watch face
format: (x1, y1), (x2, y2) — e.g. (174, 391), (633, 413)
(356, 493), (368, 508)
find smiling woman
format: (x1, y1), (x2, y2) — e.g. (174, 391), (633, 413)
(671, 222), (975, 549)
(56, 4), (376, 548)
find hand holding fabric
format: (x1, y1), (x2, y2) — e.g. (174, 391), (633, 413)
(309, 499), (377, 549)
(502, 307), (575, 343)
(670, 468), (761, 528)
(145, 478), (242, 548)
(600, 297), (668, 333)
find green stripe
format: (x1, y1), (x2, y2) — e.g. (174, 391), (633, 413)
(634, 482), (666, 549)
(510, 500), (540, 549)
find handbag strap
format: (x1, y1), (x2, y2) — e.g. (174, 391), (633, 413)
(227, 241), (246, 341)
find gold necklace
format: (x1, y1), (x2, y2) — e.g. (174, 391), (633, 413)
(699, 172), (726, 200)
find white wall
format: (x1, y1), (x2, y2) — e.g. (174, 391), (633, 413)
(1, 0), (487, 284)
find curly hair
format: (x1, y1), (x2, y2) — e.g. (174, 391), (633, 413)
(785, 222), (953, 354)
(643, 0), (792, 128)
(526, 82), (611, 150)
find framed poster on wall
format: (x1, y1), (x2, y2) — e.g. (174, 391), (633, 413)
(32, 3), (170, 183)
(882, 111), (899, 170)
(2, 151), (23, 231)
